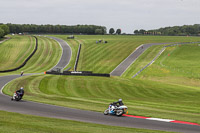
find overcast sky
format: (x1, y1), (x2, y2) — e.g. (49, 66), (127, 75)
(1, 0), (200, 33)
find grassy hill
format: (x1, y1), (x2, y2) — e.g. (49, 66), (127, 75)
(74, 35), (200, 73)
(16, 36), (62, 73)
(137, 43), (200, 87)
(0, 35), (62, 75)
(0, 35), (35, 71)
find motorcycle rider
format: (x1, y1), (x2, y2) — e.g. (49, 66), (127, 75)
(112, 99), (124, 107)
(16, 87), (24, 97)
(109, 99), (124, 112)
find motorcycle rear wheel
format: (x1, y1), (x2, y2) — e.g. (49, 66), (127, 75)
(116, 110), (123, 116)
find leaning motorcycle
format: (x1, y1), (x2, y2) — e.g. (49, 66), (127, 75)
(104, 104), (128, 116)
(11, 92), (22, 101)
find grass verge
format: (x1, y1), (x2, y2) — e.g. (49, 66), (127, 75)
(0, 110), (173, 133)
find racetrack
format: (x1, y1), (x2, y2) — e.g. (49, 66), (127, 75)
(110, 43), (172, 76)
(0, 38), (200, 133)
(47, 36), (72, 71)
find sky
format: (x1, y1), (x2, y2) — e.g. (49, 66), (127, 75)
(0, 0), (200, 33)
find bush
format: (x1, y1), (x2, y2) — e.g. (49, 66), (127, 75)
(0, 28), (5, 38)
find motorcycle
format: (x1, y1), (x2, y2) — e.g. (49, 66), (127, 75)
(104, 104), (128, 116)
(11, 91), (23, 101)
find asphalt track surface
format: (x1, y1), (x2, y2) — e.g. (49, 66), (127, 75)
(110, 43), (172, 76)
(47, 36), (72, 71)
(0, 39), (200, 133)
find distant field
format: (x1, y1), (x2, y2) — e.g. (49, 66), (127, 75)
(0, 111), (172, 133)
(4, 74), (200, 124)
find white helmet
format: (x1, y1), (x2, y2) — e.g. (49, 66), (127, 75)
(118, 99), (122, 102)
(20, 87), (24, 90)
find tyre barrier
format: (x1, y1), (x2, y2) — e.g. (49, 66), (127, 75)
(46, 71), (110, 77)
(0, 36), (38, 73)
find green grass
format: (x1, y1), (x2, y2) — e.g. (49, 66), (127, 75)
(0, 110), (173, 133)
(0, 35), (62, 75)
(0, 35), (35, 71)
(137, 43), (200, 87)
(3, 74), (200, 124)
(16, 36), (62, 73)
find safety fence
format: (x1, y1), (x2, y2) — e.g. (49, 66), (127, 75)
(0, 36), (38, 73)
(46, 70), (110, 77)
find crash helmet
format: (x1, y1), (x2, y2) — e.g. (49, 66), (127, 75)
(118, 99), (122, 102)
(20, 87), (24, 90)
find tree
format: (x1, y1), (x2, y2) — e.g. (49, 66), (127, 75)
(5, 23), (107, 35)
(116, 29), (121, 35)
(0, 28), (5, 38)
(146, 24), (200, 36)
(95, 29), (103, 35)
(0, 25), (9, 36)
(134, 30), (139, 34)
(139, 29), (146, 34)
(109, 28), (115, 34)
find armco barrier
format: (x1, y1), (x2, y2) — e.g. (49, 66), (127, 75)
(46, 71), (110, 77)
(74, 44), (81, 71)
(0, 36), (38, 73)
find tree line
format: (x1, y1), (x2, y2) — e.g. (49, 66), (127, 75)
(6, 23), (107, 35)
(0, 24), (9, 38)
(134, 24), (200, 36)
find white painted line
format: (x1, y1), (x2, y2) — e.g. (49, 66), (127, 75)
(147, 118), (174, 122)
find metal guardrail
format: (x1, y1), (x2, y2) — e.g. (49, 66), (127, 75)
(74, 44), (81, 71)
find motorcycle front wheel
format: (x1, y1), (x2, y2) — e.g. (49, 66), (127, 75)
(104, 109), (109, 115)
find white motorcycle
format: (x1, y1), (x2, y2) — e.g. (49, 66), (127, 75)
(104, 104), (128, 116)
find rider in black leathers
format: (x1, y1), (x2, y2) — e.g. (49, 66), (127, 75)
(112, 99), (124, 107)
(16, 87), (24, 97)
